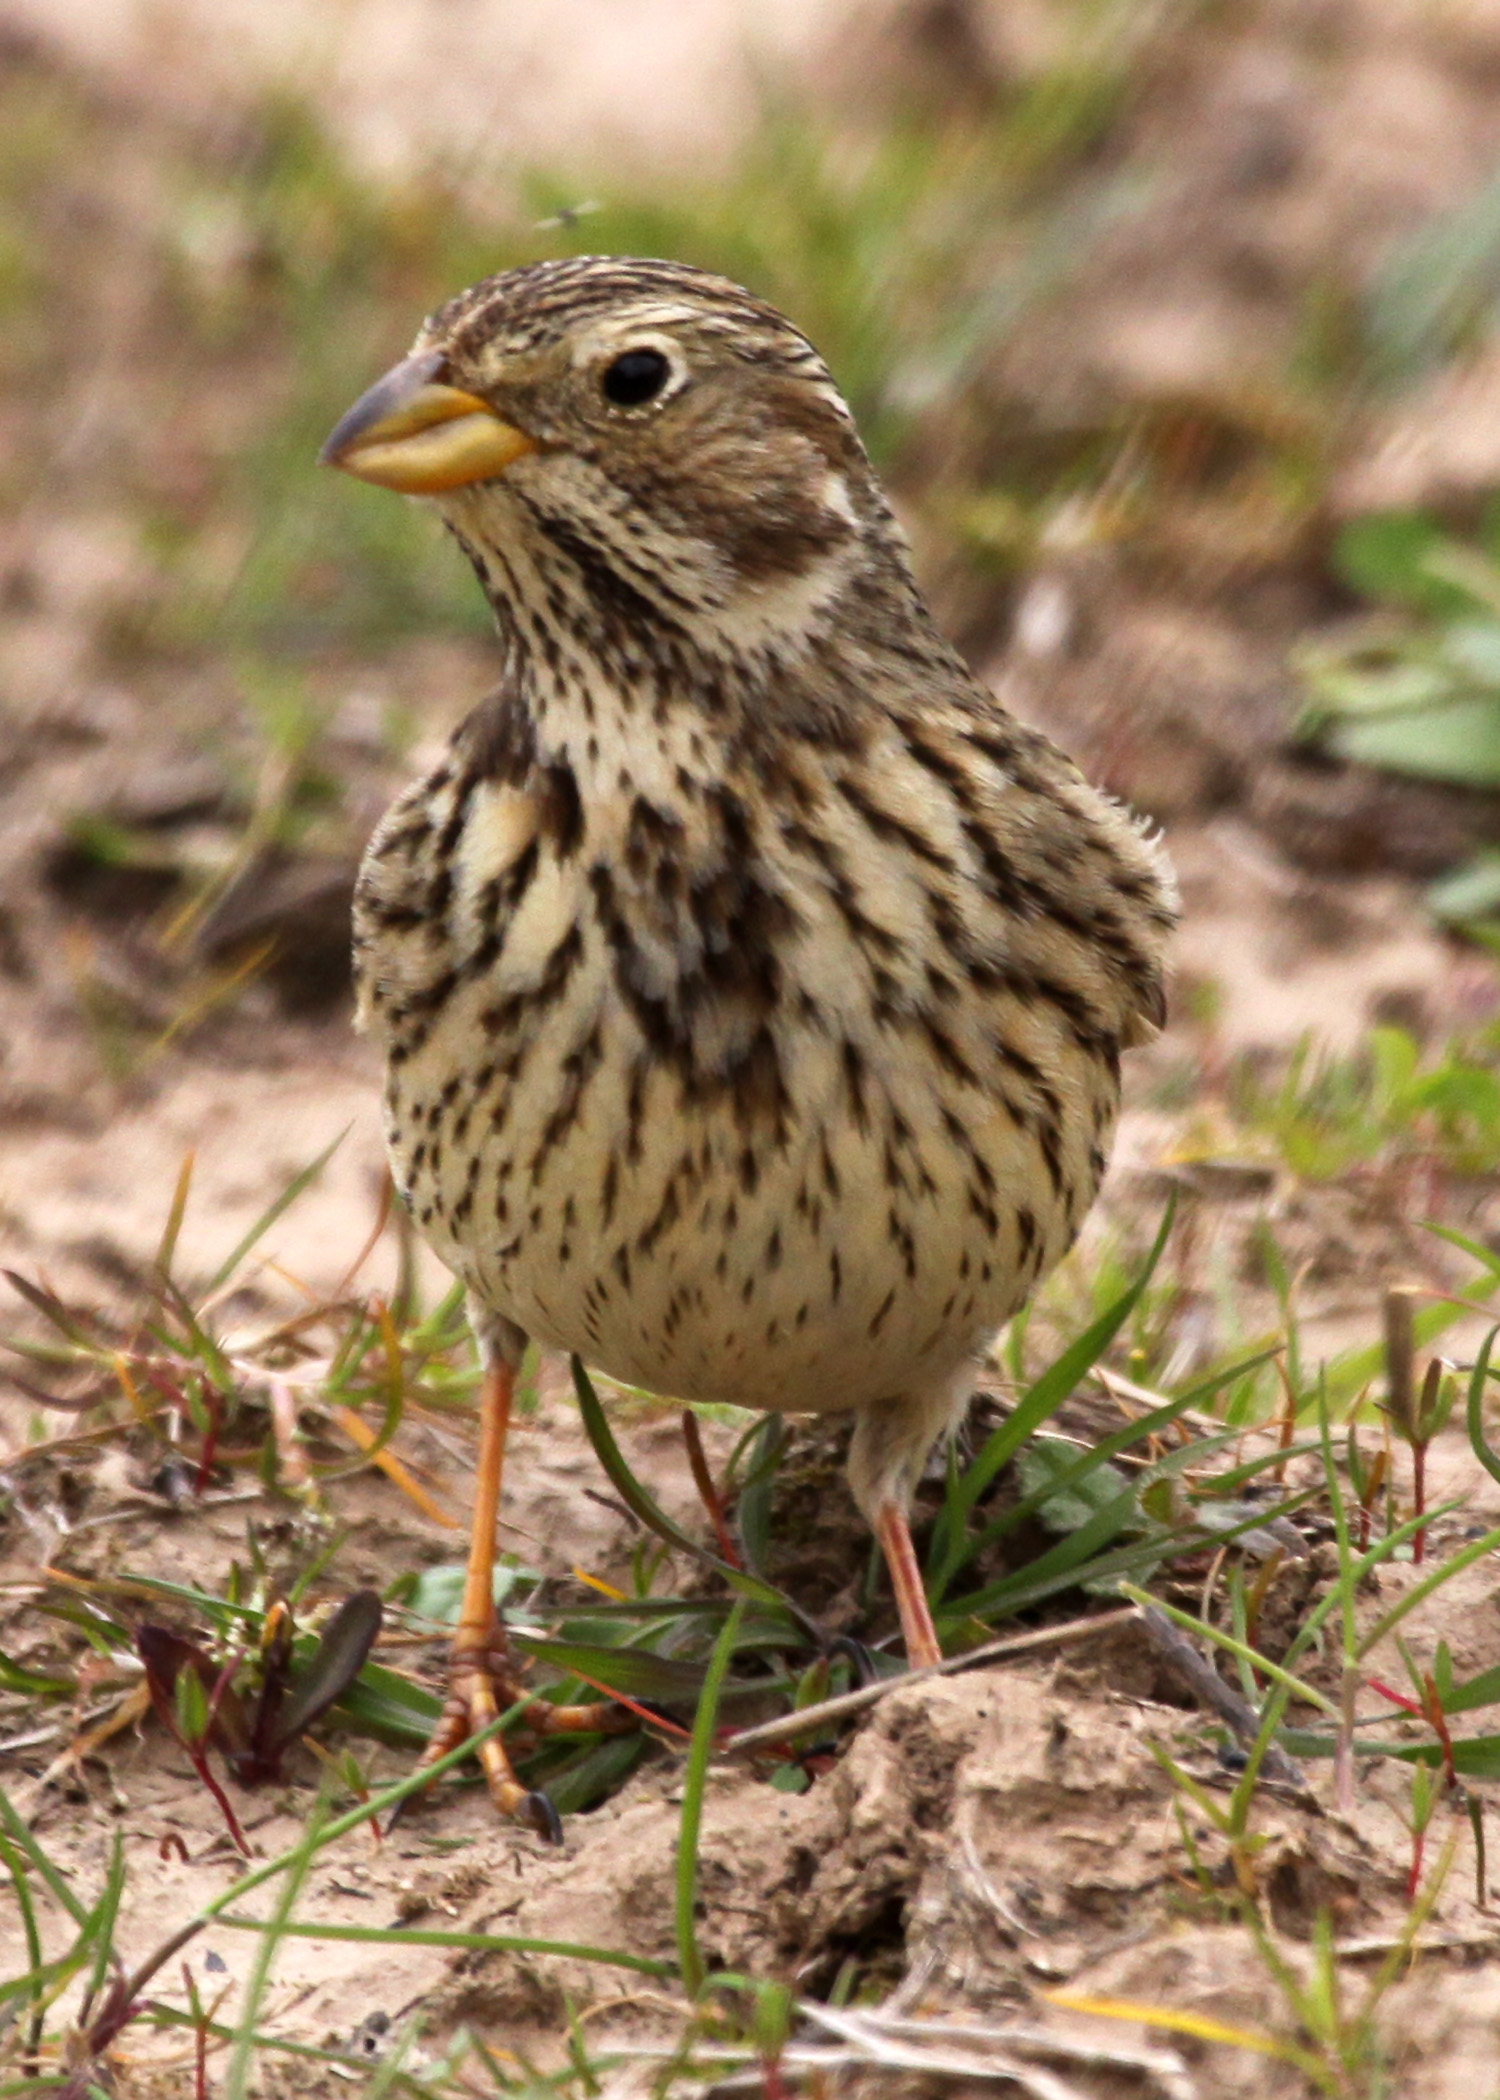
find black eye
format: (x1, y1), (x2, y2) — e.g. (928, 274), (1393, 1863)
(602, 347), (672, 408)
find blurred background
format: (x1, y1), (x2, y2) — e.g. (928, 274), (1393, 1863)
(8, 0), (1500, 1305)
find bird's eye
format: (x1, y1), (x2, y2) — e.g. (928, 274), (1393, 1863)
(602, 347), (673, 408)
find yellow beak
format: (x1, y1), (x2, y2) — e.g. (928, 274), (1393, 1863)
(319, 348), (538, 492)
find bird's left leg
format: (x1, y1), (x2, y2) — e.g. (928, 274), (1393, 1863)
(873, 1500), (943, 1669)
(848, 1365), (978, 1672)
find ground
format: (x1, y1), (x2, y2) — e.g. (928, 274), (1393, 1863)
(9, 2), (1500, 2095)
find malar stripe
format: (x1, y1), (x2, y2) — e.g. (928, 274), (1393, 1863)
(517, 493), (702, 629)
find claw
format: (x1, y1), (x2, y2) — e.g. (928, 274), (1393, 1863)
(522, 1790), (564, 1845)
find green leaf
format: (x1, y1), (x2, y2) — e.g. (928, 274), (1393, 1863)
(1467, 1327), (1500, 1490)
(938, 1479), (1141, 1624)
(1334, 513), (1471, 615)
(734, 1415), (786, 1577)
(1284, 1729), (1500, 1780)
(1328, 694), (1500, 787)
(510, 1634), (714, 1706)
(82, 1833), (126, 2029)
(328, 1660), (441, 1743)
(1441, 1662), (1500, 1716)
(397, 1560), (534, 1626)
(534, 1733), (647, 1814)
(1018, 1436), (1132, 1531)
(175, 1664), (211, 1745)
(1446, 617), (1500, 683)
(939, 1389), (1194, 1589)
(941, 1490), (1315, 1629)
(0, 1783), (89, 1925)
(217, 1913), (671, 1977)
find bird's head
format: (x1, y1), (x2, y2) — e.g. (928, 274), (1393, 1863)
(321, 257), (919, 675)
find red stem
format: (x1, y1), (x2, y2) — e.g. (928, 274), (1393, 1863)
(186, 1741), (251, 1858)
(1368, 1677), (1423, 1718)
(1422, 1672), (1460, 1792)
(1408, 1823), (1426, 1902)
(762, 2059), (792, 2100)
(681, 1408), (742, 1568)
(183, 1964), (209, 2100)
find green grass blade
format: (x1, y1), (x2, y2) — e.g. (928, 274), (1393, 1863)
(0, 1784), (89, 1926)
(1436, 1661), (1500, 1715)
(676, 1598), (745, 1998)
(533, 1734), (648, 1815)
(80, 1832), (125, 2024)
(153, 1151), (197, 1279)
(512, 1633), (716, 1704)
(1279, 1499), (1467, 1676)
(0, 1943), (97, 2019)
(1121, 1586), (1337, 1717)
(0, 1831), (44, 2057)
(204, 1128), (347, 1296)
(928, 1201), (1174, 1598)
(1283, 1730), (1500, 1779)
(222, 1797), (326, 2100)
(734, 1416), (786, 1576)
(1465, 1325), (1500, 1487)
(329, 1659), (442, 1743)
(938, 1389), (1194, 1589)
(940, 1491), (1315, 1627)
(214, 1916), (673, 1977)
(935, 1481), (1140, 1623)
(1357, 1520), (1500, 1658)
(0, 1652), (76, 1697)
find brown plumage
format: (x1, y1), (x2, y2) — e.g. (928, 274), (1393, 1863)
(323, 255), (1177, 1830)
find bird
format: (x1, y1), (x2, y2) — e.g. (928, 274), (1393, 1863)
(320, 255), (1177, 1832)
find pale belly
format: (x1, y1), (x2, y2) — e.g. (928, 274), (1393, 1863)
(382, 945), (1102, 1414)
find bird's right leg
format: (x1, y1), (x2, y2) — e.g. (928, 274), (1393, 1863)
(409, 1320), (623, 1839)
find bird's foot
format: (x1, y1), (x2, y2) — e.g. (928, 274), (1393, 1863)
(408, 1623), (629, 1839)
(410, 1627), (558, 1837)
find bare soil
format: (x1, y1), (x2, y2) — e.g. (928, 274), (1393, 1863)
(9, 2), (1500, 2093)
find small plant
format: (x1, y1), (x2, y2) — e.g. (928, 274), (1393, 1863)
(1298, 505), (1500, 943)
(1299, 507), (1500, 786)
(135, 1589), (383, 1855)
(1380, 1285), (1461, 1564)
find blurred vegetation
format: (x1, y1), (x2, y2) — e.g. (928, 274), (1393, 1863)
(1233, 1021), (1500, 1183)
(1, 34), (1153, 667)
(1299, 511), (1500, 935)
(1301, 509), (1500, 790)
